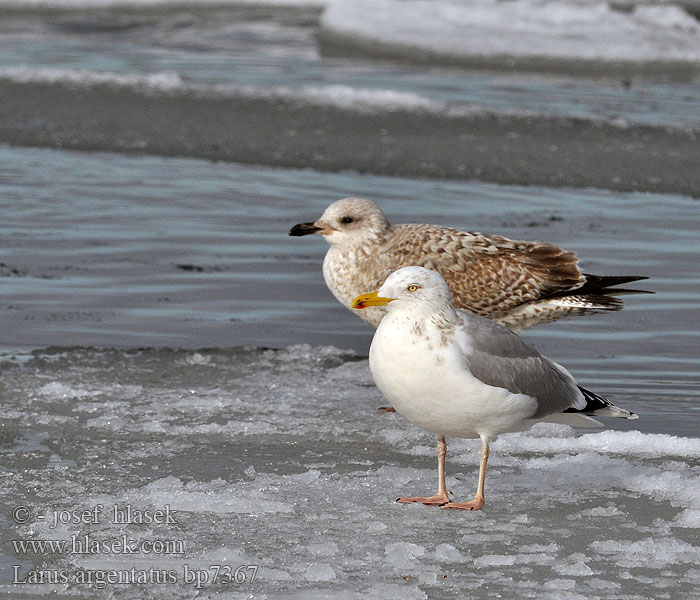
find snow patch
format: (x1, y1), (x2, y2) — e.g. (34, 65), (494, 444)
(591, 537), (700, 567)
(303, 563), (336, 581)
(321, 0), (700, 63)
(143, 476), (294, 514)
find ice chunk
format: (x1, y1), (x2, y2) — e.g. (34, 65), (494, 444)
(474, 554), (516, 566)
(569, 506), (626, 519)
(554, 562), (594, 576)
(321, 0), (700, 64)
(361, 583), (428, 600)
(587, 578), (621, 589)
(289, 469), (321, 484)
(498, 428), (700, 459)
(385, 542), (426, 567)
(307, 542), (339, 557)
(182, 352), (212, 365)
(544, 578), (577, 589)
(37, 381), (96, 400)
(434, 543), (465, 562)
(303, 563), (336, 581)
(257, 567), (292, 581)
(143, 476), (293, 514)
(674, 509), (700, 528)
(519, 543), (559, 553)
(591, 538), (700, 567)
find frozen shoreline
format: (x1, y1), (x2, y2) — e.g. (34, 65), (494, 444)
(2, 3), (698, 597)
(320, 0), (700, 72)
(2, 345), (699, 599)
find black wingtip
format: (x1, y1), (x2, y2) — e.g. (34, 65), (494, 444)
(565, 386), (638, 419)
(549, 274), (653, 300)
(580, 274), (650, 291)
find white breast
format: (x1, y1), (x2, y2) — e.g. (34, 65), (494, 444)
(369, 314), (538, 439)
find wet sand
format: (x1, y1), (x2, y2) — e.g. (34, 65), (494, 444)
(1, 79), (699, 197)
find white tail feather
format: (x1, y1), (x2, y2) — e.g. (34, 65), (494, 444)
(541, 413), (603, 428)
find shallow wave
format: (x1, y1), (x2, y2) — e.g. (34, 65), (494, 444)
(0, 65), (473, 115)
(0, 64), (680, 126)
(320, 0), (700, 71)
(0, 66), (185, 90)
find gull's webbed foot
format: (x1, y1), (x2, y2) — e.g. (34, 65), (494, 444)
(396, 493), (450, 506)
(440, 496), (484, 511)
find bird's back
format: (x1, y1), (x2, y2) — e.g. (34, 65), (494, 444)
(455, 311), (585, 419)
(388, 224), (585, 319)
(326, 222), (587, 328)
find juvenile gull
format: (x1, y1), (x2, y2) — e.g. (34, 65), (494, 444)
(290, 198), (647, 331)
(352, 266), (637, 511)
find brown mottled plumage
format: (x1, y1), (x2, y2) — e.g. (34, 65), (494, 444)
(289, 198), (647, 332)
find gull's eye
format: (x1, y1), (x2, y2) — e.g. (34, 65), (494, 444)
(340, 216), (354, 224)
(407, 284), (419, 293)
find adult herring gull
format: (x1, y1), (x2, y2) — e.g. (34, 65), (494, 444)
(352, 266), (637, 510)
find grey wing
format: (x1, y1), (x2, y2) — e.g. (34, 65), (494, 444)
(457, 312), (585, 418)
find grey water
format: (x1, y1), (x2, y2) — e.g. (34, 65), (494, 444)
(1, 3), (700, 599)
(1, 5), (699, 195)
(1, 5), (698, 129)
(1, 145), (698, 433)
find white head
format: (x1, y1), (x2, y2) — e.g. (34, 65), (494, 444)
(352, 266), (456, 317)
(288, 198), (391, 247)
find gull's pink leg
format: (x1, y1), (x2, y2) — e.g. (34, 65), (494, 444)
(442, 438), (490, 511)
(397, 436), (451, 505)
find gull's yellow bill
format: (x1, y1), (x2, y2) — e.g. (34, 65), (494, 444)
(351, 291), (395, 310)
